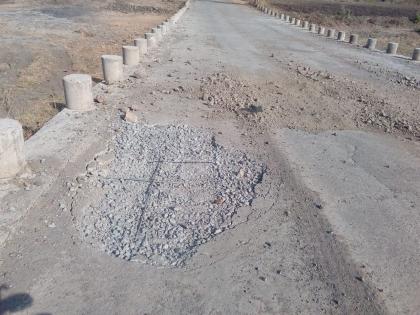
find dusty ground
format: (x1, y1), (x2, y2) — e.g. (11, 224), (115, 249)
(0, 0), (185, 138)
(0, 0), (420, 314)
(262, 0), (420, 57)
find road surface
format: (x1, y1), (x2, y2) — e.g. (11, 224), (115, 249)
(1, 0), (419, 314)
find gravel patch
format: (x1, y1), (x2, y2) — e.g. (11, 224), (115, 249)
(79, 124), (266, 267)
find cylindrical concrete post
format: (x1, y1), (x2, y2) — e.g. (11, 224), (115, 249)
(145, 33), (156, 48)
(0, 119), (25, 179)
(63, 74), (94, 111)
(274, 12), (278, 18)
(366, 38), (377, 50)
(134, 38), (148, 55)
(309, 23), (316, 32)
(318, 26), (325, 35)
(291, 17), (295, 24)
(122, 46), (140, 66)
(280, 13), (285, 20)
(285, 15), (290, 22)
(386, 42), (398, 55)
(101, 55), (123, 84)
(152, 28), (162, 41)
(337, 31), (345, 41)
(413, 48), (420, 61)
(349, 34), (359, 45)
(264, 8), (268, 14)
(295, 19), (301, 26)
(327, 29), (335, 38)
(268, 10), (272, 15)
(159, 24), (166, 35)
(302, 21), (309, 29)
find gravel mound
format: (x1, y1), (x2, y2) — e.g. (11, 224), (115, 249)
(80, 124), (265, 267)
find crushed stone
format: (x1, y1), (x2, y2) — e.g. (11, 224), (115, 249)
(77, 123), (266, 267)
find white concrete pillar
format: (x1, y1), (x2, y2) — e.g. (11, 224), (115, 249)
(285, 15), (290, 22)
(302, 21), (309, 29)
(122, 46), (140, 66)
(386, 42), (398, 55)
(413, 48), (420, 61)
(327, 29), (335, 38)
(101, 55), (123, 84)
(280, 13), (285, 20)
(337, 31), (345, 41)
(63, 74), (94, 111)
(0, 119), (25, 179)
(291, 17), (295, 24)
(158, 24), (165, 35)
(318, 26), (325, 35)
(309, 24), (316, 32)
(366, 38), (377, 50)
(295, 19), (301, 26)
(152, 27), (162, 41)
(349, 34), (359, 45)
(134, 38), (148, 55)
(145, 33), (157, 48)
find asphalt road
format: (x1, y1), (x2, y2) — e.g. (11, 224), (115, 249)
(0, 1), (419, 314)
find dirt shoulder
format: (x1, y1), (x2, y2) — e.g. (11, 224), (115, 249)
(0, 0), (185, 138)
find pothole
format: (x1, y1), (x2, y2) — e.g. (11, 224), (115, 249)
(75, 124), (266, 267)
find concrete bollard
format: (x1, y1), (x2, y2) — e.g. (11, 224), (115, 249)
(134, 38), (148, 55)
(302, 21), (309, 29)
(386, 42), (399, 55)
(122, 46), (140, 66)
(349, 34), (359, 45)
(295, 19), (301, 26)
(145, 33), (156, 48)
(413, 48), (420, 61)
(159, 24), (166, 35)
(366, 38), (377, 50)
(0, 119), (26, 179)
(285, 15), (290, 22)
(309, 23), (316, 32)
(327, 29), (335, 38)
(152, 27), (162, 41)
(101, 55), (123, 84)
(63, 74), (94, 111)
(280, 13), (285, 20)
(291, 17), (295, 24)
(268, 9), (272, 15)
(264, 8), (268, 14)
(318, 26), (325, 35)
(274, 12), (278, 18)
(337, 31), (345, 41)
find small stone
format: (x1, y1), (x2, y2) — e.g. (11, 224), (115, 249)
(94, 95), (105, 103)
(124, 111), (138, 123)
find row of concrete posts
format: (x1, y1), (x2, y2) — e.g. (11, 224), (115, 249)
(0, 1), (191, 179)
(253, 0), (420, 61)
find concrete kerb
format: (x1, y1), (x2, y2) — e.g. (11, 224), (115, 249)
(63, 74), (94, 111)
(0, 119), (26, 179)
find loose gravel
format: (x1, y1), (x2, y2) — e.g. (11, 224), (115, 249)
(79, 123), (266, 267)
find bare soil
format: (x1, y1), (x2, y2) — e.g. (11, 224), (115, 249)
(0, 0), (185, 138)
